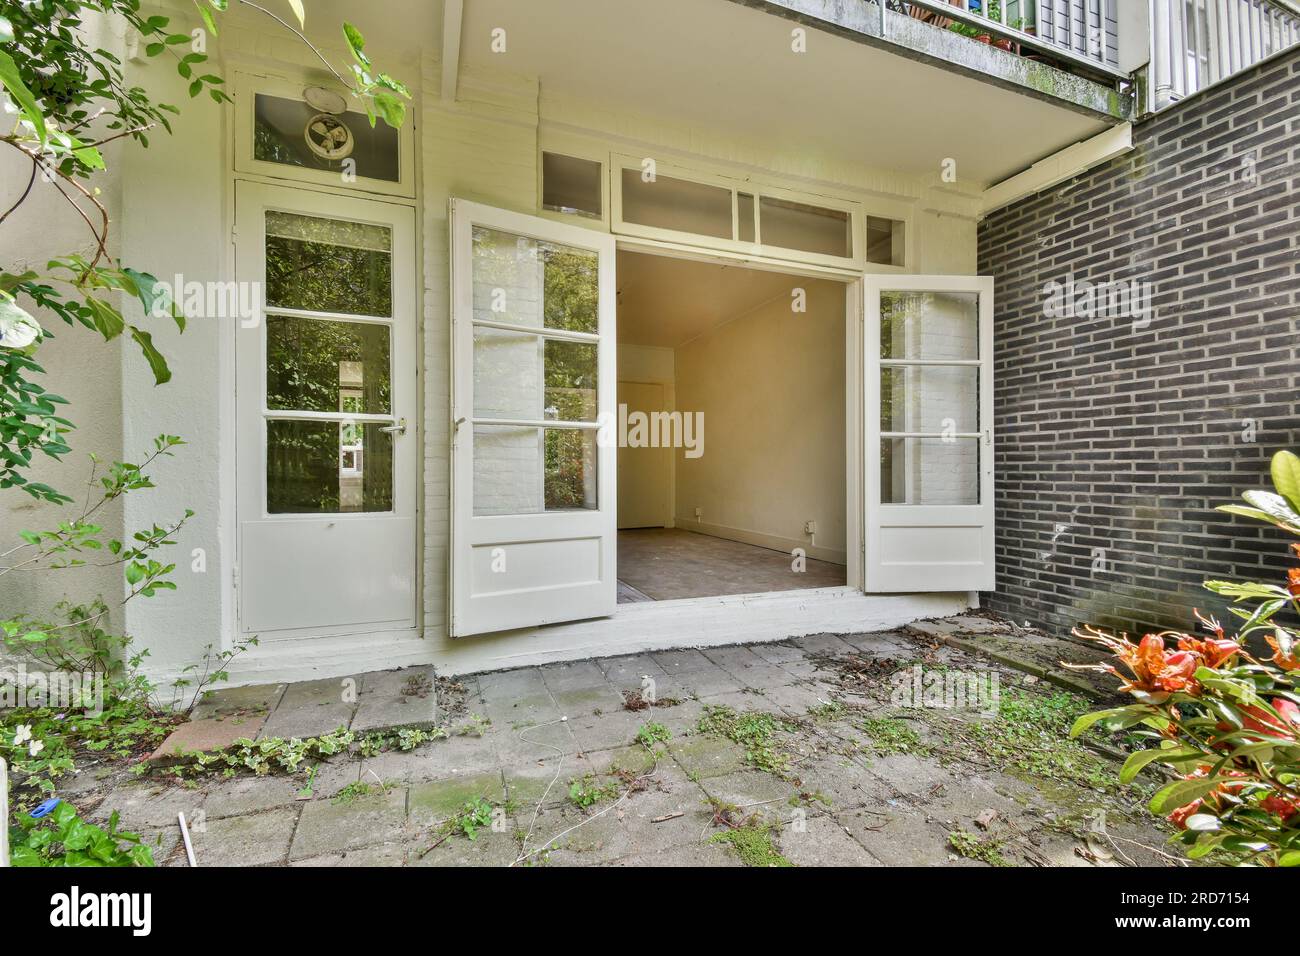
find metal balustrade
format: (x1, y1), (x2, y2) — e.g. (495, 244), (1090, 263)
(1151, 0), (1300, 107)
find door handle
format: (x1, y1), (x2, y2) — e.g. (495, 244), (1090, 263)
(380, 418), (407, 435)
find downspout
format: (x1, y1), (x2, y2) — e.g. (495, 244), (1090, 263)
(1151, 0), (1175, 110)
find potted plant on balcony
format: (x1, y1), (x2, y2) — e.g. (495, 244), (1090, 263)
(947, 0), (1004, 46)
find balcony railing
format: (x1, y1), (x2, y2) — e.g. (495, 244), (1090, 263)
(895, 1), (1128, 79)
(1151, 0), (1300, 107)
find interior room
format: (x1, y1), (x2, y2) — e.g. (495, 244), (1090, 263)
(614, 250), (848, 602)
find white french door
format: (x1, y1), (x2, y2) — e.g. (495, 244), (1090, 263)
(235, 181), (417, 636)
(450, 200), (617, 636)
(864, 275), (995, 592)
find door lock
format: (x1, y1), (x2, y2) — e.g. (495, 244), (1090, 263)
(380, 418), (407, 435)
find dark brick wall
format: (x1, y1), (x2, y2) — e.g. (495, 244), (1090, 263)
(978, 49), (1300, 641)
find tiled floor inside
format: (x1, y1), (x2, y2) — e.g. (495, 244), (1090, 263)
(616, 527), (846, 601)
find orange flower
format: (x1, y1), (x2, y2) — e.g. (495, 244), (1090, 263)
(1176, 636), (1240, 669)
(1260, 794), (1300, 820)
(1288, 568), (1300, 598)
(1168, 799), (1203, 829)
(1265, 631), (1300, 672)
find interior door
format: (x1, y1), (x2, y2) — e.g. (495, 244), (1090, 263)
(864, 275), (995, 592)
(235, 181), (417, 636)
(450, 200), (617, 636)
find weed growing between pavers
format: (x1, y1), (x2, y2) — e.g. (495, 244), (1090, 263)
(706, 798), (793, 867)
(940, 688), (1121, 793)
(147, 715), (489, 784)
(333, 778), (396, 806)
(859, 716), (932, 757)
(567, 773), (621, 809)
(948, 829), (1011, 867)
(696, 705), (799, 777)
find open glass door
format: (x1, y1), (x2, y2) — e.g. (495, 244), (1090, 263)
(864, 276), (995, 592)
(450, 200), (617, 636)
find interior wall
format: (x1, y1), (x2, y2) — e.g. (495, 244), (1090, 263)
(673, 278), (847, 564)
(617, 345), (675, 529)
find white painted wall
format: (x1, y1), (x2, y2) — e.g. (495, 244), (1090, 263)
(0, 13), (124, 660)
(3, 13), (989, 683)
(673, 279), (847, 564)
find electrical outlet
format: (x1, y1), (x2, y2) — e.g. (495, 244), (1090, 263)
(694, 507), (703, 519)
(804, 520), (817, 535)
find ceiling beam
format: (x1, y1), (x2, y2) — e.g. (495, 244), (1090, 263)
(441, 0), (465, 102)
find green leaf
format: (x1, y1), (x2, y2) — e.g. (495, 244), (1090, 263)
(0, 16), (13, 43)
(1149, 777), (1225, 816)
(0, 49), (47, 142)
(1241, 489), (1300, 533)
(1271, 450), (1300, 514)
(195, 2), (219, 36)
(85, 297), (125, 340)
(1119, 748), (1167, 784)
(1069, 705), (1155, 738)
(287, 0), (306, 28)
(127, 326), (171, 384)
(343, 22), (369, 66)
(371, 91), (405, 129)
(1280, 850), (1300, 867)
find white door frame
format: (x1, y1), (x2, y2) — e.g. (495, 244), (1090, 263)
(234, 180), (419, 639)
(449, 199), (619, 636)
(864, 274), (995, 592)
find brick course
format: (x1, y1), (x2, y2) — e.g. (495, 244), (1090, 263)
(978, 49), (1300, 639)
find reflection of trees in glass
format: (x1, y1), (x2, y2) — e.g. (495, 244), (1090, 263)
(545, 429), (595, 511)
(542, 248), (598, 333)
(266, 316), (390, 414)
(541, 249), (599, 509)
(266, 235), (392, 317)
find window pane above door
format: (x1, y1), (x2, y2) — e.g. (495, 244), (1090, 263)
(267, 315), (391, 414)
(471, 226), (598, 334)
(880, 291), (979, 361)
(759, 196), (852, 258)
(254, 93), (400, 182)
(620, 168), (733, 240)
(265, 211), (393, 317)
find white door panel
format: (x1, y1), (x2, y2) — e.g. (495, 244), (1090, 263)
(865, 275), (995, 592)
(451, 200), (617, 636)
(235, 182), (417, 636)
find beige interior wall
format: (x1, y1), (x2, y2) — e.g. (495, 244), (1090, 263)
(616, 345), (675, 529)
(672, 279), (847, 564)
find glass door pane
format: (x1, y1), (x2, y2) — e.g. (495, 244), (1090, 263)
(469, 225), (601, 516)
(879, 289), (982, 506)
(263, 210), (396, 514)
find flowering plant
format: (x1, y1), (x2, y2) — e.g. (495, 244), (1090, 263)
(1070, 450), (1300, 866)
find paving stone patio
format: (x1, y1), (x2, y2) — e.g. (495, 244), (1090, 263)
(80, 614), (1179, 867)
